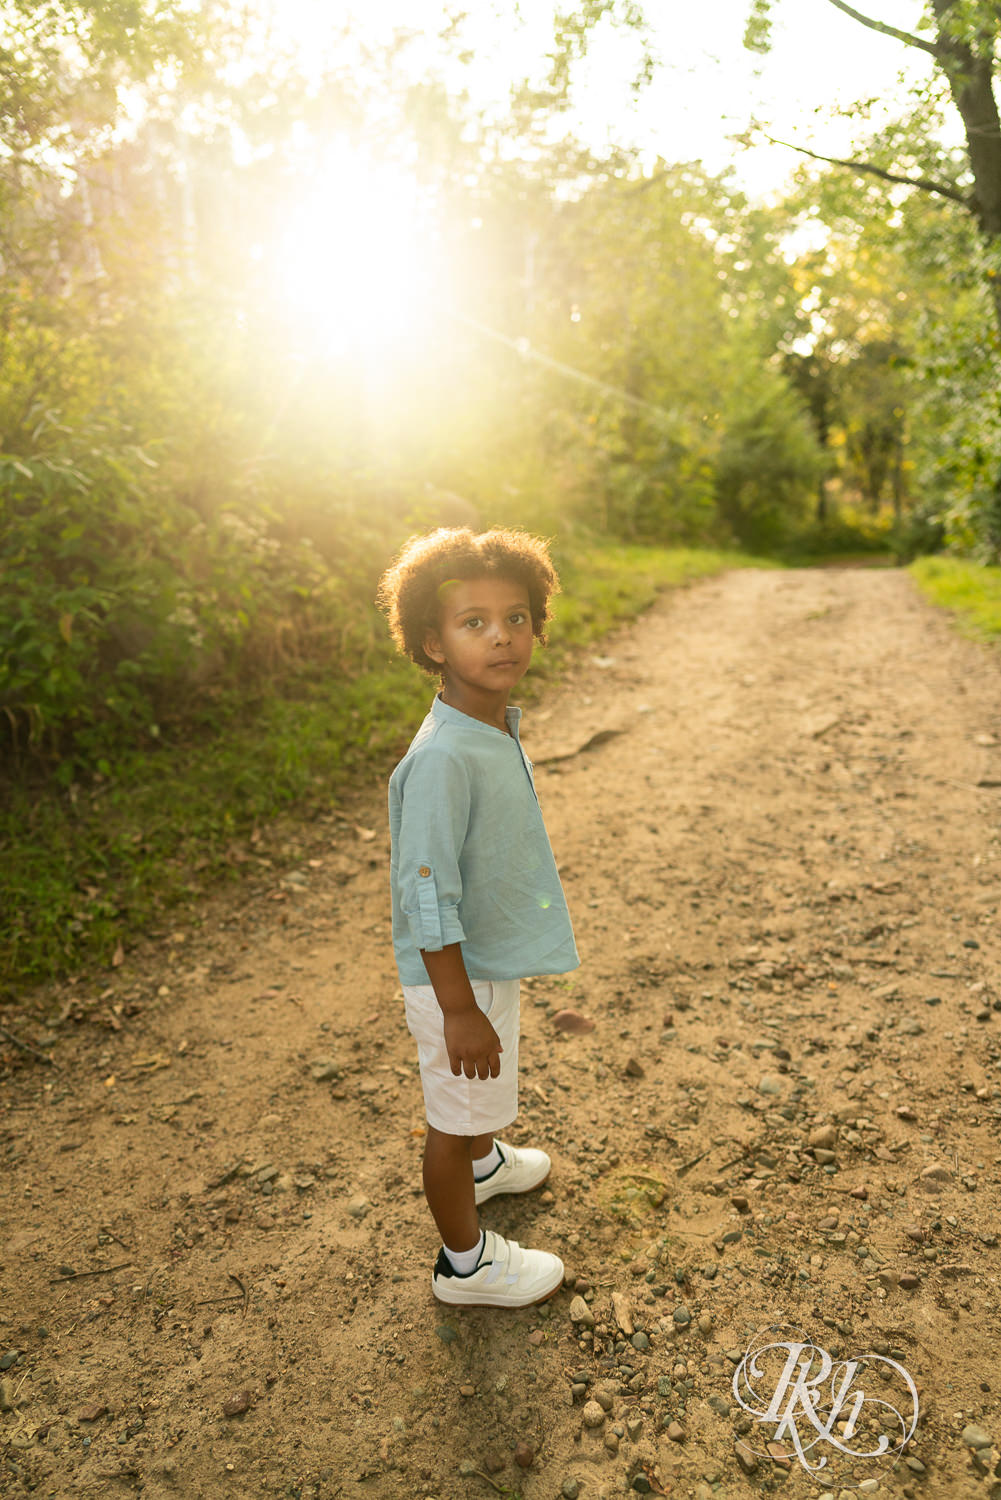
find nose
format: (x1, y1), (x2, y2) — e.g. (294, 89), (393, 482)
(493, 618), (511, 645)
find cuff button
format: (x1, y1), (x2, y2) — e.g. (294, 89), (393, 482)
(418, 866), (431, 877)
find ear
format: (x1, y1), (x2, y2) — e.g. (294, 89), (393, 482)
(423, 629), (445, 665)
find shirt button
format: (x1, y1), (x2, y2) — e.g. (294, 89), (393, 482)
(418, 866), (431, 877)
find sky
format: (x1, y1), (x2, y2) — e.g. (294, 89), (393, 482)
(261, 0), (939, 198)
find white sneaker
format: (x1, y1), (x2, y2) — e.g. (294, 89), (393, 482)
(473, 1140), (551, 1205)
(432, 1230), (564, 1308)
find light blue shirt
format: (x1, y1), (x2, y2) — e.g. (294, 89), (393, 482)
(388, 695), (579, 985)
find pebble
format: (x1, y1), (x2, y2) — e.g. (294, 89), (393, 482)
(919, 1164), (952, 1192)
(595, 1386), (615, 1412)
(0, 1352), (20, 1372)
(582, 1400), (606, 1428)
(347, 1196), (370, 1219)
(569, 1296), (595, 1329)
(697, 1313), (713, 1335)
(624, 1057), (646, 1078)
(562, 1481), (580, 1500)
(673, 1306), (692, 1327)
(730, 1195), (750, 1214)
(631, 1332), (650, 1352)
(808, 1125), (838, 1151)
(631, 1478), (652, 1494)
(436, 1324), (458, 1344)
(528, 1330), (545, 1347)
(309, 1058), (338, 1081)
(611, 1291), (634, 1335)
(221, 1391), (252, 1418)
(626, 1415), (643, 1440)
(900, 1017), (924, 1036)
(666, 1420), (686, 1442)
(962, 1424), (992, 1449)
(758, 1074), (784, 1095)
(552, 1009), (595, 1034)
(899, 1273), (921, 1290)
(513, 1441), (534, 1468)
(77, 1404), (108, 1423)
(814, 1149), (837, 1166)
(734, 1440), (758, 1475)
(459, 1384), (475, 1398)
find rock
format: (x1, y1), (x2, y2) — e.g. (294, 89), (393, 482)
(758, 1074), (784, 1096)
(569, 1296), (595, 1329)
(814, 1149), (837, 1166)
(808, 1125), (838, 1151)
(624, 1057), (646, 1078)
(552, 1009), (596, 1034)
(730, 1195), (750, 1214)
(735, 1440), (759, 1475)
(631, 1332), (650, 1352)
(898, 1273), (921, 1290)
(697, 1313), (713, 1335)
(347, 1196), (371, 1219)
(221, 1391), (252, 1418)
(919, 1164), (952, 1193)
(0, 1352), (20, 1372)
(562, 1481), (580, 1500)
(962, 1424), (992, 1450)
(528, 1329), (545, 1347)
(583, 1400), (606, 1428)
(631, 1477), (652, 1494)
(895, 1106), (918, 1121)
(309, 1058), (338, 1081)
(666, 1420), (686, 1442)
(77, 1404), (108, 1423)
(708, 1394), (731, 1417)
(604, 1429), (620, 1453)
(459, 1384), (475, 1398)
(850, 1185), (869, 1200)
(611, 1291), (634, 1335)
(435, 1324), (458, 1345)
(626, 1415), (643, 1441)
(513, 1442), (534, 1469)
(900, 1017), (924, 1036)
(766, 1440), (793, 1469)
(594, 1386), (615, 1412)
(673, 1306), (692, 1327)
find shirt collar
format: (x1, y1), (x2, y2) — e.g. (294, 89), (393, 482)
(432, 693), (522, 739)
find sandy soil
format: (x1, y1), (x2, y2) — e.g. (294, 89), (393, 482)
(3, 566), (1001, 1500)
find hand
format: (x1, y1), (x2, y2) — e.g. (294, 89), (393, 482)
(443, 1007), (503, 1081)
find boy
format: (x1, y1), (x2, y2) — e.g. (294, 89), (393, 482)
(377, 527), (579, 1308)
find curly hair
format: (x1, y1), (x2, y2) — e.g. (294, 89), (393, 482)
(377, 527), (560, 675)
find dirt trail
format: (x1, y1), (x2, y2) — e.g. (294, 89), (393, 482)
(3, 567), (1001, 1500)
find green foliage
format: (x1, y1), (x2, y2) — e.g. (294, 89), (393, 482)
(910, 555), (1001, 642)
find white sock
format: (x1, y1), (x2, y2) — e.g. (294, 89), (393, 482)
(444, 1231), (485, 1275)
(472, 1142), (502, 1180)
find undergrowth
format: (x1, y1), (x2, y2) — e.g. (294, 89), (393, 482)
(910, 556), (1001, 644)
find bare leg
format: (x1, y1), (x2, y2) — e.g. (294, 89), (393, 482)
(423, 1126), (479, 1251)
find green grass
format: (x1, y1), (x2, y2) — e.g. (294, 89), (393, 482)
(910, 555), (1001, 644)
(1, 543), (768, 989)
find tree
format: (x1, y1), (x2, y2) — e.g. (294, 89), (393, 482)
(745, 1), (1001, 556)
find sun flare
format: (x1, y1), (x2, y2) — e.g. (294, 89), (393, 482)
(270, 143), (436, 359)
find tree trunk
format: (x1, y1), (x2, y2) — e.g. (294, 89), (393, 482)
(927, 0), (1001, 340)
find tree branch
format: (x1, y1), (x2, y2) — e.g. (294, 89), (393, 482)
(761, 132), (973, 208)
(824, 0), (940, 58)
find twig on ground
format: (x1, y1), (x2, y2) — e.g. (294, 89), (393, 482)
(99, 1227), (132, 1253)
(49, 1262), (133, 1284)
(0, 1025), (56, 1067)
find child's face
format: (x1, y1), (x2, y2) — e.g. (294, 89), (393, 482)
(424, 575), (535, 702)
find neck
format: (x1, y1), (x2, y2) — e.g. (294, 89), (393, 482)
(439, 681), (512, 733)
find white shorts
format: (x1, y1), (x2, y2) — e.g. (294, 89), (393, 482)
(402, 979), (520, 1137)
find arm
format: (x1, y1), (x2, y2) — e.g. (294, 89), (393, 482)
(420, 943), (502, 1081)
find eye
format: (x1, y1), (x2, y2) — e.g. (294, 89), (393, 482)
(509, 611), (528, 625)
(462, 616), (482, 629)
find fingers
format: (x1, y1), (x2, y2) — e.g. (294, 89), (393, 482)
(451, 1051), (503, 1080)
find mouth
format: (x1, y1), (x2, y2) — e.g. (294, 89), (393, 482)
(489, 659), (519, 669)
